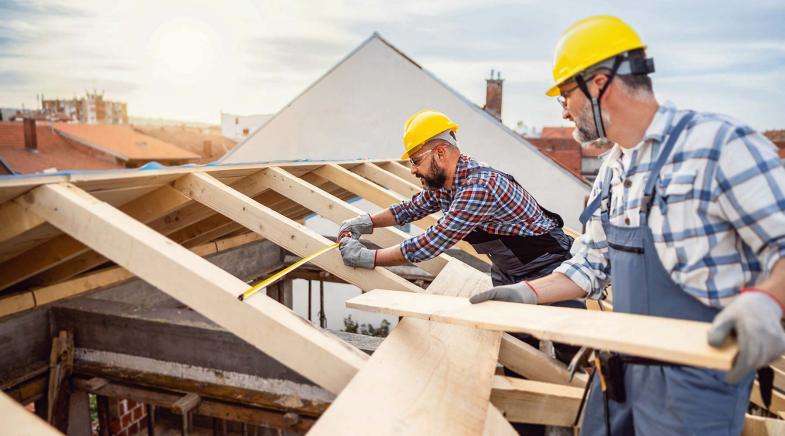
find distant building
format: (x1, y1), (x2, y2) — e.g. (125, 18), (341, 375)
(0, 120), (199, 174)
(41, 91), (128, 125)
(221, 112), (272, 142)
(526, 127), (611, 182)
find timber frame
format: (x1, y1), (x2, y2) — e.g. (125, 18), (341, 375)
(0, 159), (783, 435)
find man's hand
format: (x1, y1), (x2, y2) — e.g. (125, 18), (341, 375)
(338, 214), (373, 241)
(469, 281), (539, 305)
(339, 238), (376, 269)
(707, 291), (785, 383)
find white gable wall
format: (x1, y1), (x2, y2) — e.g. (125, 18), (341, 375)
(223, 36), (590, 229)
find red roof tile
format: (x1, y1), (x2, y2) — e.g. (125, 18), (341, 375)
(0, 122), (123, 174)
(540, 126), (575, 139)
(54, 123), (200, 163)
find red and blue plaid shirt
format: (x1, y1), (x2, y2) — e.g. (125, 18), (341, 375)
(390, 154), (557, 262)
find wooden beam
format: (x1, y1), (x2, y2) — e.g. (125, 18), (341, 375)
(742, 415), (785, 436)
(499, 332), (587, 388)
(0, 390), (61, 435)
(314, 164), (490, 264)
(310, 257), (508, 435)
(377, 161), (421, 186)
(349, 162), (422, 199)
(254, 167), (447, 276)
(0, 185), (192, 290)
(490, 376), (582, 426)
(21, 182), (368, 395)
(347, 290), (738, 370)
(171, 172), (423, 294)
(310, 318), (503, 435)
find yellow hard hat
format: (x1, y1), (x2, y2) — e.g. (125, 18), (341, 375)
(401, 110), (459, 159)
(546, 16), (646, 96)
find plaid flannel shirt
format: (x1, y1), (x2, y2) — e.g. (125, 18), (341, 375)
(555, 102), (785, 307)
(390, 154), (557, 263)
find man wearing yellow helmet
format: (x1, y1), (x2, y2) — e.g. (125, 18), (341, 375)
(471, 15), (785, 435)
(338, 110), (581, 323)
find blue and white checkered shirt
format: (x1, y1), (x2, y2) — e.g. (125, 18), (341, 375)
(555, 102), (785, 307)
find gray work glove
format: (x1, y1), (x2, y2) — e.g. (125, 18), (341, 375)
(339, 237), (376, 269)
(707, 291), (785, 384)
(338, 214), (374, 241)
(469, 281), (539, 305)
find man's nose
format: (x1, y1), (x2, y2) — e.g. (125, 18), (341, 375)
(562, 108), (573, 121)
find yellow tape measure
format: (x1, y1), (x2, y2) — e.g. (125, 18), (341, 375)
(238, 242), (340, 302)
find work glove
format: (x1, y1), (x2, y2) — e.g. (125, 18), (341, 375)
(707, 291), (785, 384)
(339, 237), (376, 269)
(338, 214), (374, 241)
(469, 281), (539, 305)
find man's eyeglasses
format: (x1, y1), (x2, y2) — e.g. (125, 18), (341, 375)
(409, 148), (435, 167)
(556, 83), (580, 110)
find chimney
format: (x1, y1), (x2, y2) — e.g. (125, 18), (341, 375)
(483, 69), (504, 121)
(23, 118), (38, 152)
(203, 140), (212, 157)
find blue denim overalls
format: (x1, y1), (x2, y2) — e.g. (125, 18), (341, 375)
(579, 112), (754, 435)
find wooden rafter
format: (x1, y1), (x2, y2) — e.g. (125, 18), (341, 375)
(21, 182), (369, 395)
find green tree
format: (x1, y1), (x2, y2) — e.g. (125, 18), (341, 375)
(342, 315), (359, 334)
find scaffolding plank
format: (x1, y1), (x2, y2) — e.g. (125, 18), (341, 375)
(348, 290), (738, 370)
(21, 182), (368, 395)
(254, 167), (447, 276)
(377, 161), (421, 187)
(172, 173), (423, 294)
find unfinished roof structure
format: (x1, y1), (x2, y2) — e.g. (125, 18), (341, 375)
(1, 159), (784, 435)
(221, 34), (591, 229)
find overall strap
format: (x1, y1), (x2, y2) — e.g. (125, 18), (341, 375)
(579, 166), (614, 227)
(640, 111), (695, 218)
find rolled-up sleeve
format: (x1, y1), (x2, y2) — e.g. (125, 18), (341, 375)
(554, 174), (612, 298)
(399, 183), (495, 263)
(389, 191), (441, 225)
(712, 127), (785, 273)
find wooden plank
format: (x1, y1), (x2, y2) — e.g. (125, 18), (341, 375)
(255, 167), (447, 276)
(423, 259), (583, 387)
(349, 162), (422, 199)
(21, 182), (368, 395)
(482, 403), (518, 436)
(377, 161), (421, 186)
(743, 415), (785, 436)
(0, 185), (192, 290)
(309, 318), (502, 435)
(499, 332), (587, 388)
(750, 380), (785, 412)
(490, 376), (582, 426)
(172, 173), (423, 294)
(347, 290), (738, 370)
(311, 256), (505, 435)
(314, 164), (490, 264)
(0, 390), (62, 435)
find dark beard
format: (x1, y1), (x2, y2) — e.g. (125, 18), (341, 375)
(418, 158), (447, 190)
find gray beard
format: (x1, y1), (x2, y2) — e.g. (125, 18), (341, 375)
(572, 101), (611, 146)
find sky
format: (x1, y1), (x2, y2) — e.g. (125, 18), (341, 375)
(1, 0), (784, 131)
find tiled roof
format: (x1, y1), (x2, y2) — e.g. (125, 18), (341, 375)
(0, 122), (123, 174)
(526, 138), (582, 179)
(540, 126), (575, 139)
(54, 123), (200, 162)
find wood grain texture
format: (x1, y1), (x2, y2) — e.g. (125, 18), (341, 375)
(23, 182), (368, 395)
(347, 290), (737, 370)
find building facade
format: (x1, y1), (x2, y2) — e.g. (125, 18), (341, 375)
(41, 91), (128, 125)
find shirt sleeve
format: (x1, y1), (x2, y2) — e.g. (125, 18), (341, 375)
(389, 190), (441, 225)
(398, 182), (496, 263)
(554, 168), (612, 298)
(711, 126), (785, 273)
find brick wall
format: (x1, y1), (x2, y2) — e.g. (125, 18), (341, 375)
(105, 398), (147, 436)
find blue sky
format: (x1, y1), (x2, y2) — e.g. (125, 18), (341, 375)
(1, 0), (783, 130)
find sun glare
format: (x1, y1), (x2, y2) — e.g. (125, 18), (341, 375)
(150, 18), (216, 85)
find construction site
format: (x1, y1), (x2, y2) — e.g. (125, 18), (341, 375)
(2, 4), (785, 436)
